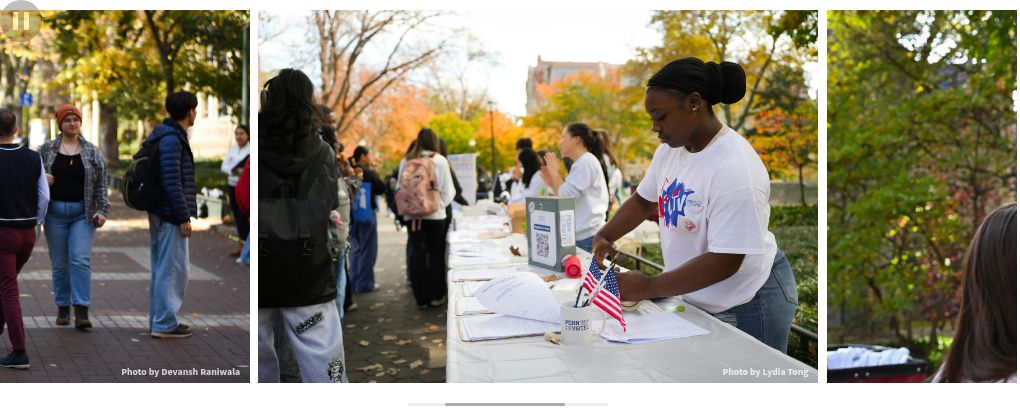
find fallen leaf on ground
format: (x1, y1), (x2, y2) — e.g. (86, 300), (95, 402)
(420, 369), (431, 376)
(431, 339), (442, 344)
(427, 324), (439, 332)
(375, 372), (385, 377)
(409, 360), (423, 369)
(393, 359), (407, 365)
(382, 335), (397, 341)
(356, 363), (383, 372)
(419, 336), (427, 340)
(395, 339), (413, 346)
(358, 340), (370, 347)
(386, 368), (399, 376)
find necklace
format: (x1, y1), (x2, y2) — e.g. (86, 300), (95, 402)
(60, 138), (81, 166)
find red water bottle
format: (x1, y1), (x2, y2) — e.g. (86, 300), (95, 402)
(563, 255), (582, 278)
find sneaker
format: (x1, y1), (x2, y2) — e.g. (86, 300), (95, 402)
(150, 325), (192, 339)
(346, 302), (358, 312)
(178, 324), (191, 333)
(0, 352), (29, 370)
(429, 296), (448, 308)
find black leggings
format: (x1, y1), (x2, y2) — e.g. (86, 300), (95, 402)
(407, 219), (447, 306)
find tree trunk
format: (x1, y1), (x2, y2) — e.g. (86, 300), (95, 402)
(798, 164), (806, 206)
(99, 102), (119, 162)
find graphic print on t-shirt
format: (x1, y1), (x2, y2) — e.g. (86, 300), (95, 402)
(659, 178), (702, 233)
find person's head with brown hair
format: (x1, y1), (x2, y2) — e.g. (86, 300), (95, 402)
(407, 128), (440, 159)
(939, 203), (1017, 382)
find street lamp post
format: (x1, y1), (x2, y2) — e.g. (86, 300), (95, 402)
(488, 100), (496, 200)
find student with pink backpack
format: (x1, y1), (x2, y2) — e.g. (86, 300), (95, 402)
(396, 128), (455, 309)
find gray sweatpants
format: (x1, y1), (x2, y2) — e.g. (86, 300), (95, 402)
(258, 301), (348, 383)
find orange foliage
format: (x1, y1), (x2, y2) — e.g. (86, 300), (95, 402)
(335, 72), (434, 165)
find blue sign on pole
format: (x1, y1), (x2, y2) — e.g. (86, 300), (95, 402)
(18, 92), (32, 107)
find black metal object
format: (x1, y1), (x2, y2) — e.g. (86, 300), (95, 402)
(827, 344), (928, 382)
(614, 249), (818, 367)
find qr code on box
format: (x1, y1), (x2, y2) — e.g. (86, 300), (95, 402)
(536, 232), (550, 258)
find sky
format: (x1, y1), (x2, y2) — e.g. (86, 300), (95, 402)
(260, 11), (661, 117)
(260, 11), (821, 118)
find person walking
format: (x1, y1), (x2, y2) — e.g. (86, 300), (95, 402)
(221, 124), (250, 257)
(145, 91), (199, 339)
(397, 128), (455, 309)
(0, 109), (49, 370)
(39, 104), (110, 330)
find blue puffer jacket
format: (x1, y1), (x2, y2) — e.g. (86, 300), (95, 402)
(145, 118), (197, 224)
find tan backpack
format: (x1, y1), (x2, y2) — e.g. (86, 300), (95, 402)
(396, 154), (441, 228)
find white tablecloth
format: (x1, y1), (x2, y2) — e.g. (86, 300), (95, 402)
(444, 208), (817, 382)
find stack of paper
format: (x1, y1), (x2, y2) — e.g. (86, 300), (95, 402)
(599, 312), (710, 344)
(459, 315), (560, 342)
(450, 266), (532, 282)
(455, 297), (492, 316)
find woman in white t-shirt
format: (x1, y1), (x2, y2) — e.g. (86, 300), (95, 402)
(398, 128), (455, 309)
(542, 122), (611, 253)
(517, 148), (552, 199)
(591, 57), (798, 353)
(934, 203), (1015, 383)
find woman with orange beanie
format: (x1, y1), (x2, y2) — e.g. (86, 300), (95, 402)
(39, 104), (110, 330)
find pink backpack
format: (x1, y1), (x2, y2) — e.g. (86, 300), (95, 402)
(396, 155), (441, 223)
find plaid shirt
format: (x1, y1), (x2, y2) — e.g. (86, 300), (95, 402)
(40, 135), (111, 219)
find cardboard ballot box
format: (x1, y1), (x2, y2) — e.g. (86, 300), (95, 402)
(525, 196), (576, 271)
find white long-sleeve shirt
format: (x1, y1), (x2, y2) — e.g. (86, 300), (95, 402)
(556, 152), (608, 240)
(37, 156), (49, 224)
(398, 151), (455, 220)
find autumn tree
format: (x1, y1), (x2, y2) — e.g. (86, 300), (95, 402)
(523, 68), (652, 162)
(314, 11), (447, 140)
(627, 11), (816, 135)
(748, 102), (817, 205)
(338, 74), (433, 171)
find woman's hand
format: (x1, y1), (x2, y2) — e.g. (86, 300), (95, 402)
(46, 174), (54, 185)
(591, 233), (616, 270)
(93, 213), (106, 228)
(616, 270), (655, 302)
(541, 152), (560, 177)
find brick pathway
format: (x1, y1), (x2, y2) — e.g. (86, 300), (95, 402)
(341, 211), (447, 383)
(0, 199), (250, 383)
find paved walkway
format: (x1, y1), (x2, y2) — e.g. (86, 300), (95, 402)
(341, 210), (447, 383)
(0, 199), (250, 383)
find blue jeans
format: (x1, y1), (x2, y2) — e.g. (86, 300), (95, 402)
(712, 250), (798, 354)
(334, 247), (347, 321)
(240, 234), (251, 265)
(147, 213), (189, 333)
(576, 236), (594, 253)
(44, 200), (97, 307)
(349, 215), (378, 292)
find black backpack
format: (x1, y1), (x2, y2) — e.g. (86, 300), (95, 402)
(122, 131), (179, 211)
(258, 143), (337, 308)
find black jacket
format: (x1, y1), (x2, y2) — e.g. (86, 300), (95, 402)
(260, 134), (339, 307)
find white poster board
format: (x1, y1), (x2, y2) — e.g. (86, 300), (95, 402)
(448, 153), (478, 206)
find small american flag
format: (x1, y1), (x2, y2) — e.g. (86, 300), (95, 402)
(582, 257), (626, 331)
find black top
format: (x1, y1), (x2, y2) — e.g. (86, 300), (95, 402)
(0, 144), (42, 228)
(51, 153), (86, 202)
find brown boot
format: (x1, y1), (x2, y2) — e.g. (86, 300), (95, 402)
(74, 305), (92, 330)
(56, 306), (71, 326)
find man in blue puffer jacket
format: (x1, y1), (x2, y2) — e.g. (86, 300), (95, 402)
(146, 91), (198, 339)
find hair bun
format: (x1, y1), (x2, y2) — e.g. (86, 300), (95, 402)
(716, 61), (746, 105)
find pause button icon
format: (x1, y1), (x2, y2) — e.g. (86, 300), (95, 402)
(11, 11), (30, 31)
